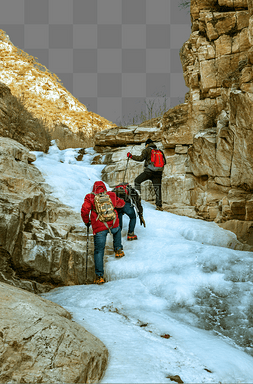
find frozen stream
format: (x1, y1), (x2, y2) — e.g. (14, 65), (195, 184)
(33, 143), (253, 383)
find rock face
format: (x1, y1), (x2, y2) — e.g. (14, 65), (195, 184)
(0, 137), (95, 293)
(0, 282), (108, 383)
(94, 0), (253, 246)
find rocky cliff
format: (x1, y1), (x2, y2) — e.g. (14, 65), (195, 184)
(94, 0), (253, 246)
(0, 29), (116, 151)
(0, 136), (97, 293)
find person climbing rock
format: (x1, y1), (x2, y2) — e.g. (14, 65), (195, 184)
(81, 181), (125, 285)
(112, 183), (145, 241)
(127, 138), (166, 211)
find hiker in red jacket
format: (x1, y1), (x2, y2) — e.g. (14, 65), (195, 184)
(127, 138), (166, 211)
(81, 181), (125, 285)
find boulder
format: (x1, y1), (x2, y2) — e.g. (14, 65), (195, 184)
(0, 282), (108, 383)
(0, 245), (51, 293)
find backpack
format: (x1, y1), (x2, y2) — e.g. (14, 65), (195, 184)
(150, 149), (165, 169)
(92, 192), (116, 229)
(113, 184), (143, 216)
(112, 183), (132, 203)
(113, 183), (129, 197)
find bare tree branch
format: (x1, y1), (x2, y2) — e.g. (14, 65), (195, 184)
(179, 1), (191, 10)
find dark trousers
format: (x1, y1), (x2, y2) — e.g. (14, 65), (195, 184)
(93, 226), (122, 276)
(134, 168), (163, 207)
(117, 201), (137, 234)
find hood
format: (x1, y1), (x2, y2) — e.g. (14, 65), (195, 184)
(92, 181), (107, 194)
(147, 143), (157, 149)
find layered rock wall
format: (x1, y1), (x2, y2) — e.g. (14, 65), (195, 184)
(94, 0), (253, 245)
(0, 137), (95, 293)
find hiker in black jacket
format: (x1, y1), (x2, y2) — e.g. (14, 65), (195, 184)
(112, 183), (145, 240)
(127, 138), (166, 211)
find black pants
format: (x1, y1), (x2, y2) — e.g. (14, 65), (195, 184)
(134, 168), (163, 207)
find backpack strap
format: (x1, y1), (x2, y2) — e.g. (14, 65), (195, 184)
(103, 216), (116, 234)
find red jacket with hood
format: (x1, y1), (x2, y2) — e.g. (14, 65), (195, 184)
(81, 181), (125, 235)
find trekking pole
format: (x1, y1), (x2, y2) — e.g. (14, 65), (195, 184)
(123, 157), (130, 184)
(123, 145), (134, 184)
(86, 223), (90, 283)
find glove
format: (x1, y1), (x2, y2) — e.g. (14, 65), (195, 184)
(85, 220), (91, 228)
(127, 152), (132, 159)
(140, 215), (146, 227)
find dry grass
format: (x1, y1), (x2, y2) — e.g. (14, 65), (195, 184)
(0, 29), (116, 141)
(3, 92), (51, 152)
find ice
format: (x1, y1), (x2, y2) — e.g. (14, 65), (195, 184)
(33, 141), (106, 212)
(34, 143), (253, 383)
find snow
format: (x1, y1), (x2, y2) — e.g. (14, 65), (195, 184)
(33, 142), (253, 383)
(0, 41), (13, 52)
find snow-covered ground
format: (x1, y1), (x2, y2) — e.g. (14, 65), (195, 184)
(34, 142), (253, 383)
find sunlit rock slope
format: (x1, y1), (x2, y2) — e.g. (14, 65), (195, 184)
(0, 29), (116, 149)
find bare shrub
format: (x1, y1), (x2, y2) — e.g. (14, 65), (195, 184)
(117, 92), (168, 127)
(4, 93), (51, 152)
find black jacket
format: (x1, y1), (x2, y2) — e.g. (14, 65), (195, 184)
(131, 143), (166, 171)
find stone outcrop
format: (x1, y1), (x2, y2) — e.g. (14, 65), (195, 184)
(0, 282), (108, 383)
(94, 0), (253, 246)
(0, 137), (95, 293)
(94, 125), (162, 147)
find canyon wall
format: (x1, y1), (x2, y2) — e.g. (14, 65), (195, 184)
(0, 136), (97, 293)
(95, 0), (253, 245)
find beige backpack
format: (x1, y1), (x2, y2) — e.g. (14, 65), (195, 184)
(92, 192), (116, 230)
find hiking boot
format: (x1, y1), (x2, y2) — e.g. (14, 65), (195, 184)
(94, 275), (105, 284)
(115, 249), (125, 258)
(127, 232), (138, 241)
(156, 206), (163, 211)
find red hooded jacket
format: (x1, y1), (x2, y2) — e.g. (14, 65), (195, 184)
(81, 181), (125, 235)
